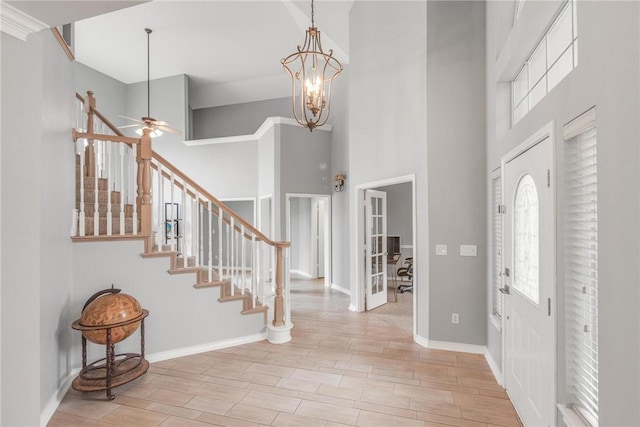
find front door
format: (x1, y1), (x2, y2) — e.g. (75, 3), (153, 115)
(503, 134), (555, 426)
(365, 190), (387, 310)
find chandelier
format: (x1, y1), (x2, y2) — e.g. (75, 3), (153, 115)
(281, 0), (342, 132)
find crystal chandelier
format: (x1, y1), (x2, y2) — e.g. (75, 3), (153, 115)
(281, 0), (342, 132)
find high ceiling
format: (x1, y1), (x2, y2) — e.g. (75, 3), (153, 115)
(65, 0), (352, 108)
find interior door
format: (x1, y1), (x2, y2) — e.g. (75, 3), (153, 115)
(503, 136), (555, 426)
(365, 190), (387, 310)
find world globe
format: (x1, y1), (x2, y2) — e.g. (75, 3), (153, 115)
(79, 292), (144, 344)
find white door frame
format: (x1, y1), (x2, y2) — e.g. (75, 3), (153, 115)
(353, 175), (417, 336)
(285, 193), (332, 288)
(500, 121), (557, 424)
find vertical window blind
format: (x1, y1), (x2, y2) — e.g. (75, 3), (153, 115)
(492, 174), (503, 318)
(564, 107), (598, 426)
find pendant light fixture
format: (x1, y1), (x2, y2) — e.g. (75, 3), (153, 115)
(120, 28), (180, 138)
(281, 0), (342, 132)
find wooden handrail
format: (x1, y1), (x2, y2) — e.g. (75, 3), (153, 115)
(151, 150), (286, 249)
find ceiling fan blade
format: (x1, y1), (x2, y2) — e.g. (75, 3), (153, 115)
(153, 120), (170, 126)
(118, 115), (144, 123)
(157, 125), (182, 135)
(118, 124), (143, 129)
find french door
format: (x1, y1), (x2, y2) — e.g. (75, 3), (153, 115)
(365, 190), (387, 310)
(502, 132), (556, 426)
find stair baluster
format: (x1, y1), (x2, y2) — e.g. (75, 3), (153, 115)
(207, 200), (213, 282)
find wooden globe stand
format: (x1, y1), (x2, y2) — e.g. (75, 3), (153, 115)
(71, 309), (150, 400)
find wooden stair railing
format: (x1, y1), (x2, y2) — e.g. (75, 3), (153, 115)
(71, 91), (292, 337)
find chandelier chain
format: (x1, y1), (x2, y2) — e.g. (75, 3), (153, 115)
(311, 0), (315, 28)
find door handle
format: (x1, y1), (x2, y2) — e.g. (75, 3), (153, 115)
(499, 285), (510, 295)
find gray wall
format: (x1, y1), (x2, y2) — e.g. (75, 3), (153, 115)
(485, 2), (640, 424)
(348, 1), (428, 331)
(427, 1), (487, 345)
(193, 97), (291, 139)
(1, 30), (75, 425)
(329, 68), (350, 292)
(72, 240), (265, 366)
(74, 61), (126, 126)
(278, 124), (332, 240)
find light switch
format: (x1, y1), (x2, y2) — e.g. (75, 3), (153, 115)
(460, 245), (477, 256)
(435, 244), (447, 256)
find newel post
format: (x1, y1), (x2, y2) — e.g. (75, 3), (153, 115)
(267, 242), (292, 344)
(85, 91), (96, 178)
(137, 129), (153, 249)
(273, 244), (285, 327)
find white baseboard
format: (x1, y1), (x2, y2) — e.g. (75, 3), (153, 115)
(414, 334), (428, 348)
(424, 339), (486, 355)
(348, 304), (358, 312)
(40, 368), (80, 427)
(330, 283), (350, 295)
(484, 348), (503, 386)
(290, 270), (313, 279)
(146, 332), (267, 363)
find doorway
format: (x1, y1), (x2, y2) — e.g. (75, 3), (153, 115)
(355, 176), (416, 336)
(501, 123), (556, 426)
(285, 194), (331, 288)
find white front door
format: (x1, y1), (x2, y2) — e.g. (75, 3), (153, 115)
(503, 134), (556, 426)
(365, 190), (387, 310)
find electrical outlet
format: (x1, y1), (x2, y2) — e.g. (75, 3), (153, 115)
(452, 313), (459, 324)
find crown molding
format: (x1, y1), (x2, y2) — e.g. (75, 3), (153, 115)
(182, 116), (332, 147)
(1, 3), (48, 41)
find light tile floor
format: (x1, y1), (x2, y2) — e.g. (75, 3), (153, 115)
(49, 279), (521, 427)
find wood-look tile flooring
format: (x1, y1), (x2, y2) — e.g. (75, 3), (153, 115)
(49, 279), (521, 427)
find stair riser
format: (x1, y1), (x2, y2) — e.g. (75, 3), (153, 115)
(78, 190), (124, 205)
(84, 218), (134, 235)
(76, 178), (108, 191)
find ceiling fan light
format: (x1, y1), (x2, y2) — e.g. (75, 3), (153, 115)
(135, 126), (162, 138)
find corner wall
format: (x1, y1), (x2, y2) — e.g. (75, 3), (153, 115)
(427, 1), (487, 345)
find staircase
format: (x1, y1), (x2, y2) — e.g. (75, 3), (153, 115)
(71, 91), (289, 343)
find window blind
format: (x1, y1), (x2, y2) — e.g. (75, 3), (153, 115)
(564, 111), (598, 425)
(492, 174), (503, 317)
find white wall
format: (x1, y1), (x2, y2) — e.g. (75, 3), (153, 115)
(376, 182), (413, 266)
(427, 1), (487, 345)
(485, 1), (640, 424)
(290, 198), (312, 276)
(348, 1), (428, 331)
(1, 30), (75, 425)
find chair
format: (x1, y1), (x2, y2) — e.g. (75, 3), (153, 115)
(397, 257), (413, 293)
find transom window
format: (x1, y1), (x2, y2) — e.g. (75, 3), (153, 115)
(512, 0), (578, 125)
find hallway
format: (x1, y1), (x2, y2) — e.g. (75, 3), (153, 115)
(49, 279), (520, 426)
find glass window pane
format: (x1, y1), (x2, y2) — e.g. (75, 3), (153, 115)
(529, 42), (546, 87)
(513, 99), (528, 125)
(513, 67), (528, 105)
(529, 79), (546, 109)
(548, 47), (573, 91)
(513, 174), (539, 304)
(547, 3), (572, 65)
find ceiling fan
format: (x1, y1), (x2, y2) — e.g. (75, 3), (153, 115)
(119, 28), (181, 138)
